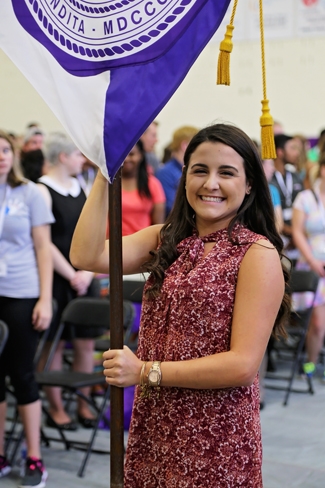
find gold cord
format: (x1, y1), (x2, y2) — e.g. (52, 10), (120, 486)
(259, 0), (276, 159)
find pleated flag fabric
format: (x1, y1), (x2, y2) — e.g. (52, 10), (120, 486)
(0, 0), (230, 180)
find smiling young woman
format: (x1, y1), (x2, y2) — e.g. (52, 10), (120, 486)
(185, 141), (251, 235)
(70, 123), (290, 488)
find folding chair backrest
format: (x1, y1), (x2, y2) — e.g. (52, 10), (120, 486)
(0, 320), (8, 357)
(61, 297), (110, 329)
(288, 270), (319, 296)
(42, 298), (109, 372)
(288, 270), (319, 322)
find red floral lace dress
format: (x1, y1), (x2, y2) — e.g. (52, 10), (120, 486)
(124, 224), (266, 487)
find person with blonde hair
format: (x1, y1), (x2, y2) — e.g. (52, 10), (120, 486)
(156, 125), (199, 217)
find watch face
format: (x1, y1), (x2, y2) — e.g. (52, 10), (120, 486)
(149, 371), (159, 383)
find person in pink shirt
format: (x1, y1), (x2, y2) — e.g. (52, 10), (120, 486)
(120, 140), (166, 235)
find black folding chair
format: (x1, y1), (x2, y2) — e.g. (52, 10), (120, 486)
(36, 297), (111, 477)
(265, 269), (319, 406)
(0, 320), (8, 357)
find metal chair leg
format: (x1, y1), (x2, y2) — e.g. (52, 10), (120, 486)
(78, 387), (111, 477)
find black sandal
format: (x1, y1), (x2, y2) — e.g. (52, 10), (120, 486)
(77, 414), (97, 429)
(45, 416), (78, 431)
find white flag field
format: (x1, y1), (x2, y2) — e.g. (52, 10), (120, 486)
(0, 0), (230, 180)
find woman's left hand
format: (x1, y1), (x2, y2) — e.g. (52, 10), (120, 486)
(32, 299), (53, 331)
(103, 346), (143, 388)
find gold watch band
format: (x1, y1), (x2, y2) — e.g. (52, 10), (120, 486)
(147, 360), (162, 387)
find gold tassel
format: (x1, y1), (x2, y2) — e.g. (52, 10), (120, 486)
(260, 99), (276, 159)
(259, 0), (275, 159)
(216, 0), (238, 86)
(217, 24), (234, 86)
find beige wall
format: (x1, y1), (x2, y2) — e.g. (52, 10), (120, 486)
(0, 49), (65, 135)
(1, 36), (325, 157)
(156, 37), (325, 156)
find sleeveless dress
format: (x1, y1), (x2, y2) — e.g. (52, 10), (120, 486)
(124, 224), (266, 488)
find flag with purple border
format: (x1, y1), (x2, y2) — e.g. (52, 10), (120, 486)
(0, 0), (230, 180)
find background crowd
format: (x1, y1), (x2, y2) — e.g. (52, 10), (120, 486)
(1, 117), (325, 487)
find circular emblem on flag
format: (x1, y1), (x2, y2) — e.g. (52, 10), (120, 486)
(13, 0), (200, 69)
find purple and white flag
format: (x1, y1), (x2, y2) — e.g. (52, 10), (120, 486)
(0, 0), (230, 180)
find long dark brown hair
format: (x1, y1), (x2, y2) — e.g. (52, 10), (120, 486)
(144, 123), (290, 337)
(135, 139), (151, 200)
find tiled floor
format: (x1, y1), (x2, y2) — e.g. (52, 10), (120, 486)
(2, 371), (325, 488)
(262, 373), (325, 488)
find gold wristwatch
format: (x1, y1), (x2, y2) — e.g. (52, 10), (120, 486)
(147, 361), (162, 387)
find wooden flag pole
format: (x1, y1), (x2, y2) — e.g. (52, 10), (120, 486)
(109, 168), (124, 487)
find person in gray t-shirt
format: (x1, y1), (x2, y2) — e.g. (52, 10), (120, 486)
(0, 130), (54, 486)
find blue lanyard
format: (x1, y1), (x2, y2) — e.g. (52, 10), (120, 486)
(0, 185), (11, 240)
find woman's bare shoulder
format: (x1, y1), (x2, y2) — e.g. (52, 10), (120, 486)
(241, 238), (283, 279)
